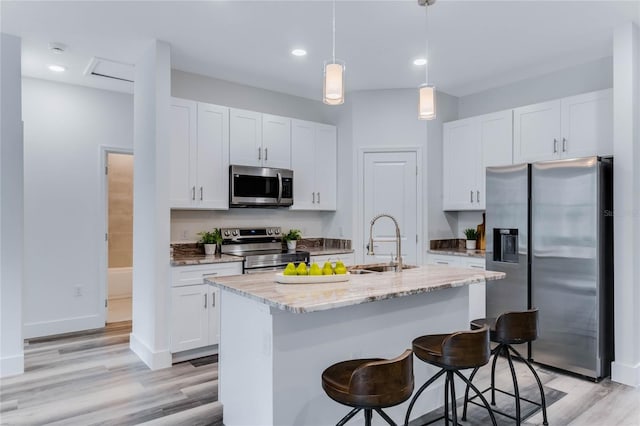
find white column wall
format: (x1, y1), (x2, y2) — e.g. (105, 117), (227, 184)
(612, 22), (640, 387)
(0, 33), (24, 377)
(129, 40), (172, 370)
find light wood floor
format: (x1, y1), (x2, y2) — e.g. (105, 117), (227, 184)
(1, 322), (638, 425)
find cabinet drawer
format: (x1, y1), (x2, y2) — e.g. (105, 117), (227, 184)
(463, 259), (486, 269)
(171, 262), (242, 287)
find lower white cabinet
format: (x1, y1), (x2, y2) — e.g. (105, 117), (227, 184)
(170, 262), (242, 354)
(426, 253), (486, 320)
(310, 252), (355, 267)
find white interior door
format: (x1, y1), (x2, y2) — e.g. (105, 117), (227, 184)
(363, 151), (418, 265)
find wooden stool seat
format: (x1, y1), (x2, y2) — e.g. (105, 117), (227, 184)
(322, 350), (414, 426)
(463, 309), (549, 426)
(404, 326), (497, 426)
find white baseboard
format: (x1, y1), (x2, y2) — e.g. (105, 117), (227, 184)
(129, 333), (172, 370)
(0, 353), (24, 378)
(23, 314), (103, 339)
(171, 345), (218, 364)
(611, 360), (640, 387)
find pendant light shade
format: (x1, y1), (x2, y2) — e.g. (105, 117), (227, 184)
(323, 60), (345, 105)
(418, 0), (436, 120)
(323, 0), (344, 105)
(418, 84), (436, 120)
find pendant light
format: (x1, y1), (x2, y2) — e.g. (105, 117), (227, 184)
(418, 0), (436, 120)
(323, 0), (344, 105)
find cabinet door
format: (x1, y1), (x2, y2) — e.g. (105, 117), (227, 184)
(478, 110), (513, 210)
(314, 124), (337, 211)
(197, 103), (229, 209)
(561, 89), (613, 158)
(262, 114), (291, 169)
(169, 98), (197, 208)
(229, 108), (262, 167)
(290, 120), (317, 210)
(513, 100), (561, 163)
(171, 285), (208, 352)
(208, 286), (220, 346)
(443, 118), (479, 210)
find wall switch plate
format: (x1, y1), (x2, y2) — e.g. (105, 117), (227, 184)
(182, 230), (188, 239)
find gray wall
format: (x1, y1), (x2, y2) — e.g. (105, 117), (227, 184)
(458, 56), (613, 119)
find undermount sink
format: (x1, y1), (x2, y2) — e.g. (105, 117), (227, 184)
(348, 263), (419, 274)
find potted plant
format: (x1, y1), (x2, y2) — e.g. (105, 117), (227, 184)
(463, 228), (478, 250)
(198, 228), (223, 255)
(283, 229), (302, 251)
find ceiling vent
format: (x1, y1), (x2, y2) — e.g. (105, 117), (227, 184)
(84, 57), (134, 83)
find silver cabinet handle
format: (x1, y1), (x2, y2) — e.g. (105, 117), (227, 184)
(200, 187), (203, 201)
(258, 147), (261, 160)
(317, 192), (320, 203)
(212, 292), (215, 307)
(476, 190), (480, 203)
(562, 137), (567, 152)
(204, 293), (207, 308)
(265, 147), (268, 161)
(553, 138), (558, 153)
(470, 190), (474, 203)
(312, 192), (315, 204)
(192, 186), (195, 201)
(436, 261), (449, 265)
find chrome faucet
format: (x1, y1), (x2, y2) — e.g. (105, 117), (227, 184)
(367, 213), (403, 272)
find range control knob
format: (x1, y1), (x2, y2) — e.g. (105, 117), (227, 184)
(232, 230), (238, 236)
(224, 230), (230, 237)
(267, 229), (273, 235)
(274, 229), (280, 235)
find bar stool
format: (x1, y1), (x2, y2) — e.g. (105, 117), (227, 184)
(404, 326), (497, 426)
(461, 309), (549, 426)
(322, 349), (414, 426)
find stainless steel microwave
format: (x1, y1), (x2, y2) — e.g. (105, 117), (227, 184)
(229, 165), (293, 207)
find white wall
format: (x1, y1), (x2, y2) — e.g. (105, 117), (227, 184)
(21, 78), (133, 338)
(458, 56), (613, 119)
(170, 69), (343, 241)
(0, 33), (24, 377)
(130, 40), (172, 370)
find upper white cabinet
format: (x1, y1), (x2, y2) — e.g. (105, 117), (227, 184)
(290, 120), (337, 211)
(443, 110), (513, 211)
(170, 98), (229, 209)
(229, 108), (291, 169)
(514, 89), (612, 163)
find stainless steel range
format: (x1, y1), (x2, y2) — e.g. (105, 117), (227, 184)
(220, 226), (309, 274)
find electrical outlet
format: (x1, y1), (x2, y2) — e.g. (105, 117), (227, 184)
(182, 230), (188, 239)
(74, 285), (82, 297)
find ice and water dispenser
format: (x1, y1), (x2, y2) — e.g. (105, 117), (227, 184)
(493, 228), (519, 263)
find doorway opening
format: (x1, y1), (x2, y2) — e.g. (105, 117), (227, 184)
(106, 152), (134, 323)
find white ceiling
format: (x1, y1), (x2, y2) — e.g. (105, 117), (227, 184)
(2, 0), (639, 99)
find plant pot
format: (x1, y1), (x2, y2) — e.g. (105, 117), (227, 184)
(204, 244), (217, 255)
(286, 240), (297, 251)
(466, 240), (477, 250)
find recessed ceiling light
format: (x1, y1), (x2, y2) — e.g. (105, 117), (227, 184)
(413, 58), (427, 66)
(291, 49), (307, 57)
(48, 64), (67, 72)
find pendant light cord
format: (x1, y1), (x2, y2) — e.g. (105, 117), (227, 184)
(332, 0), (336, 62)
(425, 2), (429, 85)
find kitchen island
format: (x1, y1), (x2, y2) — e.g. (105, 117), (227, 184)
(206, 265), (505, 426)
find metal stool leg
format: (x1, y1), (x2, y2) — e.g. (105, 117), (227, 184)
(449, 371), (458, 426)
(509, 345), (549, 426)
(490, 344), (505, 405)
(404, 368), (446, 426)
(444, 372), (450, 426)
(505, 346), (522, 426)
(337, 407), (361, 426)
(454, 370), (498, 426)
(461, 365), (479, 421)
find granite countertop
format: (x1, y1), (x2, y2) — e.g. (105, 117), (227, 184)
(307, 248), (355, 256)
(429, 248), (486, 259)
(171, 254), (243, 266)
(206, 265), (505, 314)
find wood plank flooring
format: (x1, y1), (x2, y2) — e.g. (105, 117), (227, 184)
(1, 321), (638, 425)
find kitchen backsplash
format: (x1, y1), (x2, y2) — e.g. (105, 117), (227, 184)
(430, 239), (466, 250)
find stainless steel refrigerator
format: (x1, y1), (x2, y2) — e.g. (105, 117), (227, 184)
(485, 156), (613, 380)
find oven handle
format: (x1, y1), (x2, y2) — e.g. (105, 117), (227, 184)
(276, 172), (282, 205)
(244, 266), (285, 274)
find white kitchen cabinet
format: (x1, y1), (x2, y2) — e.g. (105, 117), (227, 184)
(310, 252), (355, 267)
(443, 110), (512, 210)
(513, 88), (612, 163)
(290, 120), (337, 211)
(170, 98), (229, 209)
(229, 109), (291, 169)
(170, 262), (242, 355)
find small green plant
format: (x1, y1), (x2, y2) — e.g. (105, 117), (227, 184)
(198, 228), (223, 245)
(463, 228), (478, 240)
(282, 229), (302, 242)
